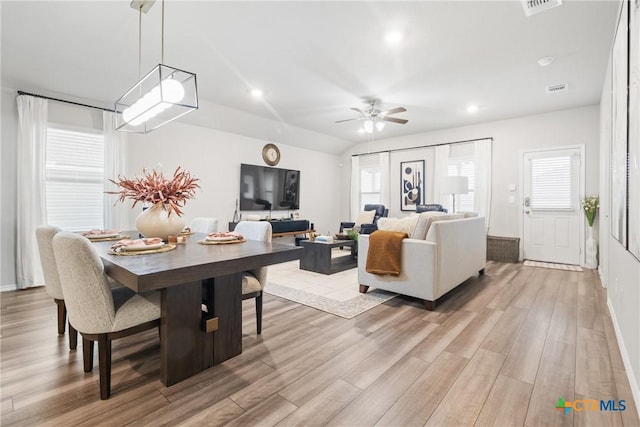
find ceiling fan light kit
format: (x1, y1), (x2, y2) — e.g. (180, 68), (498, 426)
(337, 99), (408, 134)
(115, 0), (198, 133)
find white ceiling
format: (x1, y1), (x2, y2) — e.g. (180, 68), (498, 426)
(1, 1), (619, 154)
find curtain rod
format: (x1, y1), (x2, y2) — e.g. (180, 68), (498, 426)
(351, 136), (493, 157)
(17, 90), (115, 113)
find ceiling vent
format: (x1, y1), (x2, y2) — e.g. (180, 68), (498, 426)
(521, 0), (563, 16)
(546, 83), (568, 94)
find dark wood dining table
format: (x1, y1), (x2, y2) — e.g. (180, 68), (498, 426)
(93, 232), (302, 386)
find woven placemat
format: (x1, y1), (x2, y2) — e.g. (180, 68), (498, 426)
(108, 243), (176, 256)
(197, 238), (246, 245)
(87, 234), (130, 242)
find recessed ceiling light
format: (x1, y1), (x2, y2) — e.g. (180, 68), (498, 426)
(250, 88), (264, 98)
(384, 31), (404, 43)
(467, 105), (479, 114)
(537, 56), (554, 67)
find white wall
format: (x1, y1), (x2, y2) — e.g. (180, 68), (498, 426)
(599, 14), (640, 408)
(340, 105), (601, 239)
(124, 122), (343, 241)
(1, 87), (18, 288)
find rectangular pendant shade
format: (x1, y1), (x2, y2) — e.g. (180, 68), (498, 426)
(115, 64), (198, 133)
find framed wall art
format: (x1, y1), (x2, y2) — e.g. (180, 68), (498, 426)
(400, 160), (424, 211)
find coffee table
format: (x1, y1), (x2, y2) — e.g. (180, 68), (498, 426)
(300, 239), (357, 274)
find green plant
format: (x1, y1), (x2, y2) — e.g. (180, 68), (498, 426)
(581, 196), (599, 227)
(347, 229), (359, 241)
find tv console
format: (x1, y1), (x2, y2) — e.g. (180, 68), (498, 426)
(228, 219), (313, 238)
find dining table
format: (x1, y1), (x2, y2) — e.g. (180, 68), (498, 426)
(93, 231), (302, 386)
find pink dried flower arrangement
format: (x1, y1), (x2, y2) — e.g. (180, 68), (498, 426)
(107, 167), (200, 216)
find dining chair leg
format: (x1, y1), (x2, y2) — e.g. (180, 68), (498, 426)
(83, 338), (94, 372)
(97, 335), (112, 400)
(255, 292), (263, 335)
(69, 323), (78, 350)
(55, 299), (66, 335)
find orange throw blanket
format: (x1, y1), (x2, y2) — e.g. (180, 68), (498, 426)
(365, 230), (408, 276)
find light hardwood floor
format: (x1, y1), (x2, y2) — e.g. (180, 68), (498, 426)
(1, 262), (638, 426)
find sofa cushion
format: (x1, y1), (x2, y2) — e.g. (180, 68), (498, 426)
(377, 215), (420, 236)
(412, 212), (449, 239)
(354, 210), (376, 227)
(457, 211), (479, 218)
(424, 214), (465, 242)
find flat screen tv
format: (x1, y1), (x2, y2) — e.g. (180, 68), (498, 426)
(239, 163), (300, 211)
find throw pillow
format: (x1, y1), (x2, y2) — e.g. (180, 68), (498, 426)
(378, 215), (420, 236)
(411, 212), (449, 239)
(354, 210), (376, 227)
(424, 214), (465, 242)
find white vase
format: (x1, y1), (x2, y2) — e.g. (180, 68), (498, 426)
(135, 203), (185, 241)
(585, 225), (598, 269)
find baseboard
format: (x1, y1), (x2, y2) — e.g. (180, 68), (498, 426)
(0, 283), (17, 292)
(607, 297), (640, 420)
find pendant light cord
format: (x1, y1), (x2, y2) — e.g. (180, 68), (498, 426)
(138, 5), (142, 80)
(161, 0), (165, 64)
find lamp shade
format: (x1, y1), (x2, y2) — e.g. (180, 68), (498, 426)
(441, 176), (469, 195)
(115, 64), (198, 133)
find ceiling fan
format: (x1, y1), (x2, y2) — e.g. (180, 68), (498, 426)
(336, 99), (408, 133)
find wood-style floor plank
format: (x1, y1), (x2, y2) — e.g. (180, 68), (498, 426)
(1, 262), (638, 427)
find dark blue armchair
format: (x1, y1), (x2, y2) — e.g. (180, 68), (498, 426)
(416, 204), (448, 213)
(340, 204), (389, 235)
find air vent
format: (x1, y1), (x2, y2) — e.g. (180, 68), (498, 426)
(546, 83), (568, 94)
(521, 0), (562, 16)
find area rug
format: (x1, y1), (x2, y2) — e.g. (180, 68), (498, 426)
(263, 259), (398, 319)
(523, 260), (583, 272)
(264, 282), (397, 319)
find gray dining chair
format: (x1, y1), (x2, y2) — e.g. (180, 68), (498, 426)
(190, 217), (218, 234)
(35, 225), (78, 349)
(52, 232), (161, 400)
(234, 221), (272, 334)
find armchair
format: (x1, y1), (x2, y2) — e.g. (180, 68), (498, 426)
(416, 204), (448, 213)
(340, 204), (389, 235)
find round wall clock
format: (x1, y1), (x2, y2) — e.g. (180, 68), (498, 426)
(262, 143), (281, 166)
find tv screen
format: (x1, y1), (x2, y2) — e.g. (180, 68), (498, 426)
(239, 163), (300, 211)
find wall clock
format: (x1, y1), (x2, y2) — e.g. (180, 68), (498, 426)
(262, 143), (281, 166)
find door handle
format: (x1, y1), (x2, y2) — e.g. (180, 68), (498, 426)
(525, 210), (530, 214)
(524, 197), (530, 207)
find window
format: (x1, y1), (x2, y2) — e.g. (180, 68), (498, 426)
(360, 167), (381, 206)
(529, 155), (576, 210)
(45, 126), (105, 231)
(448, 160), (475, 212)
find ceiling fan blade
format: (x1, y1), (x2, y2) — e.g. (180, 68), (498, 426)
(380, 107), (407, 116)
(350, 107), (365, 114)
(382, 116), (408, 124)
(335, 118), (359, 123)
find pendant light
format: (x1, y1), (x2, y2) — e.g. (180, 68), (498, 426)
(115, 0), (198, 133)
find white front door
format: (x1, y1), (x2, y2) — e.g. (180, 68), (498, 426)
(522, 148), (582, 265)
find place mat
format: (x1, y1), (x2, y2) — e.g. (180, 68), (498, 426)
(180, 230), (194, 235)
(108, 243), (176, 256)
(197, 238), (246, 245)
(87, 234), (130, 242)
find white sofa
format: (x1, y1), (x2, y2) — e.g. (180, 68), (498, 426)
(358, 216), (487, 310)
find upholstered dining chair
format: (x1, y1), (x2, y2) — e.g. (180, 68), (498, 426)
(35, 225), (78, 349)
(234, 221), (272, 334)
(52, 232), (161, 400)
(190, 217), (219, 234)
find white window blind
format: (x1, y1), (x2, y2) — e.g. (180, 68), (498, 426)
(447, 160), (475, 212)
(360, 167), (381, 206)
(530, 155), (575, 209)
(46, 126), (105, 231)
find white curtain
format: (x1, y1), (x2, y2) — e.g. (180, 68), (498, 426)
(434, 144), (450, 208)
(350, 156), (360, 220)
(474, 139), (492, 232)
(16, 95), (48, 289)
(103, 111), (129, 231)
(379, 152), (390, 209)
